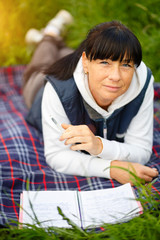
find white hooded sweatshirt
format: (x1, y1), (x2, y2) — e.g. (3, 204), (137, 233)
(42, 58), (154, 179)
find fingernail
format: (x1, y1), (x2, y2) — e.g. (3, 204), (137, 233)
(152, 168), (158, 171)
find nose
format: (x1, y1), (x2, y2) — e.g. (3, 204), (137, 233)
(108, 66), (121, 82)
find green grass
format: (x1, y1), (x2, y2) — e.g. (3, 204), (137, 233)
(0, 0), (160, 81)
(0, 181), (160, 240)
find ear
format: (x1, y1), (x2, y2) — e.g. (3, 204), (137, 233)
(82, 52), (89, 74)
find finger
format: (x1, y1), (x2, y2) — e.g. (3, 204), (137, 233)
(65, 136), (87, 145)
(61, 123), (72, 130)
(71, 143), (87, 151)
(60, 126), (76, 140)
(60, 125), (89, 141)
(149, 168), (159, 178)
(152, 168), (159, 175)
(142, 175), (153, 183)
(144, 167), (159, 178)
(129, 174), (151, 184)
(152, 168), (158, 171)
(65, 124), (91, 135)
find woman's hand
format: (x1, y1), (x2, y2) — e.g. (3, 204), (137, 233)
(59, 123), (103, 155)
(110, 160), (159, 185)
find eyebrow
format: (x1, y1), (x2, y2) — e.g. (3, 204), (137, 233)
(121, 59), (132, 63)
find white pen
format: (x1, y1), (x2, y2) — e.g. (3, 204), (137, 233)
(50, 115), (81, 153)
(50, 116), (64, 133)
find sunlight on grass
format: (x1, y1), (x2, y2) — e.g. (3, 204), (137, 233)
(0, 0), (160, 81)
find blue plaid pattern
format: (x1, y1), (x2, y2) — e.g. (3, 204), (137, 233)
(0, 66), (159, 226)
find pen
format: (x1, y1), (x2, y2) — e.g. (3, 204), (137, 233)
(50, 115), (81, 153)
(50, 116), (64, 133)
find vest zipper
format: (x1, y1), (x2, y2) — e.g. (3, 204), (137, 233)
(103, 118), (107, 139)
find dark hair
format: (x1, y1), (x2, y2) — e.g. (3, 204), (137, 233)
(44, 21), (142, 80)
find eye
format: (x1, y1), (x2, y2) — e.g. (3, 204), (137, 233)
(100, 60), (109, 65)
(122, 63), (132, 68)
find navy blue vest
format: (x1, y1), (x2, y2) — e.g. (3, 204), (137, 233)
(26, 67), (152, 142)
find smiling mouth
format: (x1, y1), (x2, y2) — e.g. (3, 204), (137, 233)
(104, 85), (121, 92)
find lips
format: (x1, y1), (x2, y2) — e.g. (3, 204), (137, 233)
(104, 85), (121, 92)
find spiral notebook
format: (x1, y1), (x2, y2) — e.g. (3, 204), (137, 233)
(19, 183), (143, 229)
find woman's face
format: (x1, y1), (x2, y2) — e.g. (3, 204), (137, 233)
(82, 52), (135, 110)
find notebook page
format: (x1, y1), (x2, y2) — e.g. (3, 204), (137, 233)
(79, 183), (142, 228)
(20, 190), (80, 228)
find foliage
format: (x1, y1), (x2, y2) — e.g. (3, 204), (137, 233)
(0, 178), (160, 240)
(66, 0), (160, 82)
(0, 0), (160, 81)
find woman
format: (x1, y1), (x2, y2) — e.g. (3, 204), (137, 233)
(23, 12), (158, 185)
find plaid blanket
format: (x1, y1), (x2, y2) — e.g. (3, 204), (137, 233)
(0, 66), (160, 226)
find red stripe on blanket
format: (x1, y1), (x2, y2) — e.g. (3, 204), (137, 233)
(74, 176), (81, 191)
(4, 176), (98, 185)
(152, 185), (160, 195)
(2, 136), (42, 144)
(8, 100), (47, 190)
(100, 227), (105, 231)
(6, 67), (14, 87)
(0, 204), (16, 208)
(110, 179), (115, 188)
(0, 159), (48, 168)
(0, 133), (19, 220)
(154, 115), (160, 125)
(6, 66), (22, 95)
(152, 146), (159, 158)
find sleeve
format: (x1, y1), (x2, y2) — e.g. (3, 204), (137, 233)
(42, 82), (112, 179)
(97, 75), (154, 165)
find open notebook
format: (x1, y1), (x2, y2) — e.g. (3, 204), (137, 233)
(19, 183), (143, 229)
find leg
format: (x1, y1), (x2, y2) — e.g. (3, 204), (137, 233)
(23, 35), (73, 109)
(23, 10), (73, 109)
(23, 35), (64, 86)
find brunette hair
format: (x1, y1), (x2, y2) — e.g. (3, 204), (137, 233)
(44, 21), (142, 80)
